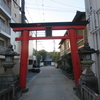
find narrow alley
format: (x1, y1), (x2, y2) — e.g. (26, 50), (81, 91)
(19, 66), (79, 100)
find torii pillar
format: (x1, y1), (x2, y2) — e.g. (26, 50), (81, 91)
(67, 29), (81, 85)
(20, 30), (29, 92)
(10, 21), (88, 91)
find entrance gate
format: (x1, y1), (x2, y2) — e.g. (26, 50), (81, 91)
(10, 21), (88, 90)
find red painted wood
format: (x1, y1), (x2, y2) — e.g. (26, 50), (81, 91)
(15, 34), (83, 41)
(15, 36), (22, 41)
(13, 25), (85, 31)
(76, 34), (83, 39)
(19, 31), (29, 89)
(28, 36), (70, 40)
(68, 29), (81, 85)
(15, 36), (70, 41)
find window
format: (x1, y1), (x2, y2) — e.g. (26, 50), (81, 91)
(14, 14), (17, 18)
(88, 17), (93, 32)
(29, 60), (33, 65)
(14, 45), (16, 50)
(66, 41), (70, 49)
(0, 40), (4, 46)
(96, 9), (100, 27)
(0, 17), (5, 24)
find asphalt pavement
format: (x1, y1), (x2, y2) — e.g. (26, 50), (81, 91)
(26, 71), (40, 83)
(19, 66), (79, 100)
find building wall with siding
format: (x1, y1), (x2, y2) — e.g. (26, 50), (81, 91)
(84, 0), (100, 92)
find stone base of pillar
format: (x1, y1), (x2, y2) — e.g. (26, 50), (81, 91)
(22, 87), (29, 93)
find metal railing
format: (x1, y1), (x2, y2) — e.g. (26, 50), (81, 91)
(0, 0), (11, 15)
(81, 85), (100, 100)
(0, 20), (11, 35)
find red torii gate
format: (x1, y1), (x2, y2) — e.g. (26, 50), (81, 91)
(10, 21), (88, 91)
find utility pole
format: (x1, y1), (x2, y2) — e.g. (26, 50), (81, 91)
(21, 0), (25, 23)
(53, 40), (55, 55)
(36, 31), (37, 65)
(36, 31), (37, 53)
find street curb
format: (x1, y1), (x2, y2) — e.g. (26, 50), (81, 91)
(27, 71), (42, 84)
(59, 69), (74, 81)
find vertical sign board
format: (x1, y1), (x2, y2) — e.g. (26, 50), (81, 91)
(45, 27), (52, 37)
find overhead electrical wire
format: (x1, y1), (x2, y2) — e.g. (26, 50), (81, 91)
(34, 0), (45, 49)
(25, 6), (34, 22)
(36, 0), (42, 21)
(25, 0), (85, 51)
(25, 2), (84, 13)
(25, 3), (76, 10)
(25, 6), (78, 13)
(13, 0), (45, 50)
(42, 0), (45, 21)
(25, 2), (84, 10)
(25, 5), (45, 50)
(50, 0), (84, 9)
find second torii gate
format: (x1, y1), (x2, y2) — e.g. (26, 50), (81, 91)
(10, 21), (88, 91)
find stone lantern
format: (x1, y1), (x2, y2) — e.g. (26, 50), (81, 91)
(0, 44), (19, 88)
(78, 42), (98, 93)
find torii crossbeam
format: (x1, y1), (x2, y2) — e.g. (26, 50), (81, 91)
(10, 21), (88, 91)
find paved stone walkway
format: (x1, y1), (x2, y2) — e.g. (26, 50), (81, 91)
(19, 66), (79, 100)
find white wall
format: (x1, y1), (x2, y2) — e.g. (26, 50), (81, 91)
(84, 0), (100, 92)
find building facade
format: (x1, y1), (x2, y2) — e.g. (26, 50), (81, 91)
(84, 0), (100, 92)
(0, 0), (21, 74)
(59, 11), (87, 66)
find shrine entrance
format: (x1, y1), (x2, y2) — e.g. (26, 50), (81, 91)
(10, 21), (88, 90)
